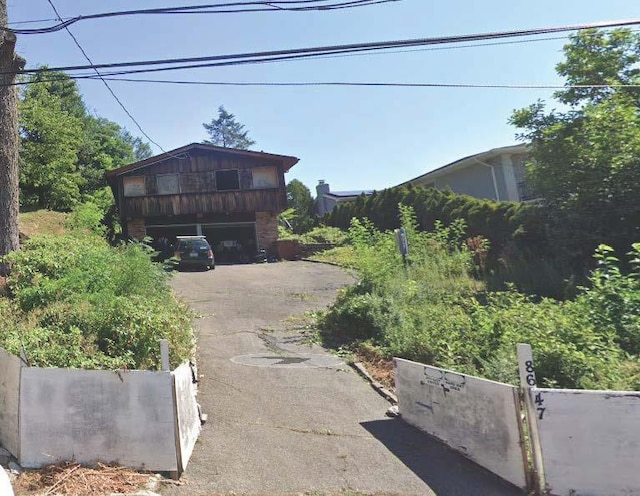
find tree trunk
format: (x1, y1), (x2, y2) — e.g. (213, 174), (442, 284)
(0, 0), (25, 273)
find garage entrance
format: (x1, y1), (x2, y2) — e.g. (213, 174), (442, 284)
(145, 221), (257, 264)
(202, 222), (257, 264)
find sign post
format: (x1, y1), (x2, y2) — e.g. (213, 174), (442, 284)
(394, 228), (409, 272)
(517, 343), (546, 494)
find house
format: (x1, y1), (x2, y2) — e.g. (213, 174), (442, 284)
(398, 144), (535, 202)
(315, 180), (374, 216)
(106, 143), (299, 256)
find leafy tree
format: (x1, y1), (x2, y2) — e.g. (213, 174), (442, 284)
(19, 82), (84, 210)
(203, 105), (255, 149)
(286, 179), (316, 234)
(511, 28), (640, 258)
(19, 70), (151, 213)
(122, 130), (153, 161)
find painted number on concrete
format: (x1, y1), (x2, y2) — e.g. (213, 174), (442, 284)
(534, 391), (546, 420)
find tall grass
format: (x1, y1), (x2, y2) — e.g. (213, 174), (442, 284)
(317, 207), (640, 390)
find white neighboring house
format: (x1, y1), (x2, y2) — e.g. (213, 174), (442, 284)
(316, 180), (374, 216)
(398, 144), (536, 202)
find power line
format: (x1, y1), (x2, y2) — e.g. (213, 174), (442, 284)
(6, 0), (400, 34)
(9, 18), (640, 78)
(30, 76), (640, 90)
(44, 0), (167, 153)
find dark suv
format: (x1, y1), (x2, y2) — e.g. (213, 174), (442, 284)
(173, 236), (215, 270)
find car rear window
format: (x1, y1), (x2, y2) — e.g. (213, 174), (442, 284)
(179, 240), (210, 251)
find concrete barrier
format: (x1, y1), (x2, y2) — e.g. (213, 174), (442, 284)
(0, 344), (201, 474)
(20, 367), (178, 471)
(172, 363), (201, 472)
(395, 358), (527, 489)
(530, 388), (640, 496)
(0, 348), (21, 458)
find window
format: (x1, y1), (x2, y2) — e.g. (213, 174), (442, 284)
(216, 169), (240, 191)
(123, 176), (146, 196)
(252, 167), (278, 189)
(157, 174), (180, 195)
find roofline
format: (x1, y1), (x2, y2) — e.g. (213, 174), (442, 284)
(324, 191), (375, 199)
(398, 144), (528, 187)
(106, 142), (300, 177)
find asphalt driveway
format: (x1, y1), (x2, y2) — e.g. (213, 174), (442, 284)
(163, 261), (523, 496)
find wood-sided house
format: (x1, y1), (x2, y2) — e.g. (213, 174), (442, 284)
(106, 143), (299, 257)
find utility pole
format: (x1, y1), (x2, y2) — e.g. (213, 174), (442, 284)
(0, 0), (25, 273)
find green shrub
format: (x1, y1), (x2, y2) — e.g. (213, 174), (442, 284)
(318, 206), (640, 391)
(0, 232), (193, 370)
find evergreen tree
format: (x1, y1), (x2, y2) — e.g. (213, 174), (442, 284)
(203, 106), (255, 149)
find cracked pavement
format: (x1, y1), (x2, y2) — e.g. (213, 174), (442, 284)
(163, 261), (523, 496)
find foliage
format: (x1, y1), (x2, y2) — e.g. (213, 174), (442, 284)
(19, 70), (150, 221)
(203, 105), (255, 149)
(579, 244), (640, 356)
(19, 80), (84, 210)
(0, 230), (193, 370)
(317, 208), (640, 390)
(285, 179), (316, 234)
(278, 225), (348, 245)
(511, 28), (640, 265)
(65, 202), (106, 235)
(323, 185), (563, 294)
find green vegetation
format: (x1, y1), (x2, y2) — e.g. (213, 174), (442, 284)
(203, 105), (255, 149)
(278, 225), (348, 245)
(0, 214), (193, 370)
(285, 179), (317, 234)
(322, 186), (561, 293)
(316, 207), (640, 390)
(511, 28), (640, 271)
(19, 70), (151, 233)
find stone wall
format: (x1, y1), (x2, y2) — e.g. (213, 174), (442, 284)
(255, 211), (278, 251)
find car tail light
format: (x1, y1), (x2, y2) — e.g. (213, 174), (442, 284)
(207, 249), (214, 258)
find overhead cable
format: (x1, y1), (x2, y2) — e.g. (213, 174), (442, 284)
(5, 0), (400, 34)
(44, 0), (167, 153)
(7, 17), (640, 78)
(15, 75), (640, 90)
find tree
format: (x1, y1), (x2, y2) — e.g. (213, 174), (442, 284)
(19, 70), (151, 212)
(0, 0), (25, 264)
(20, 80), (85, 210)
(286, 179), (315, 234)
(203, 105), (255, 149)
(511, 28), (640, 259)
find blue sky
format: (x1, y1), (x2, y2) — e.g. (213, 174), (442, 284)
(8, 1), (640, 195)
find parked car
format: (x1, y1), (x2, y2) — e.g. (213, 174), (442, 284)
(173, 236), (215, 270)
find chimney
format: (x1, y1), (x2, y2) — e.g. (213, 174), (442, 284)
(316, 180), (330, 215)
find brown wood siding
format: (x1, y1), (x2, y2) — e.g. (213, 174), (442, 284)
(122, 150), (280, 176)
(115, 148), (289, 218)
(121, 189), (284, 218)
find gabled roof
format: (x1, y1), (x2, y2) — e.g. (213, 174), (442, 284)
(399, 144), (528, 187)
(106, 142), (300, 178)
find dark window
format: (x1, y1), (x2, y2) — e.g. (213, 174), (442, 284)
(216, 170), (240, 191)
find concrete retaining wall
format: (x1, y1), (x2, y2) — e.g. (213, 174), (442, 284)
(0, 348), (21, 458)
(0, 345), (201, 474)
(531, 388), (640, 496)
(20, 367), (178, 470)
(395, 358), (527, 489)
(172, 363), (201, 472)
